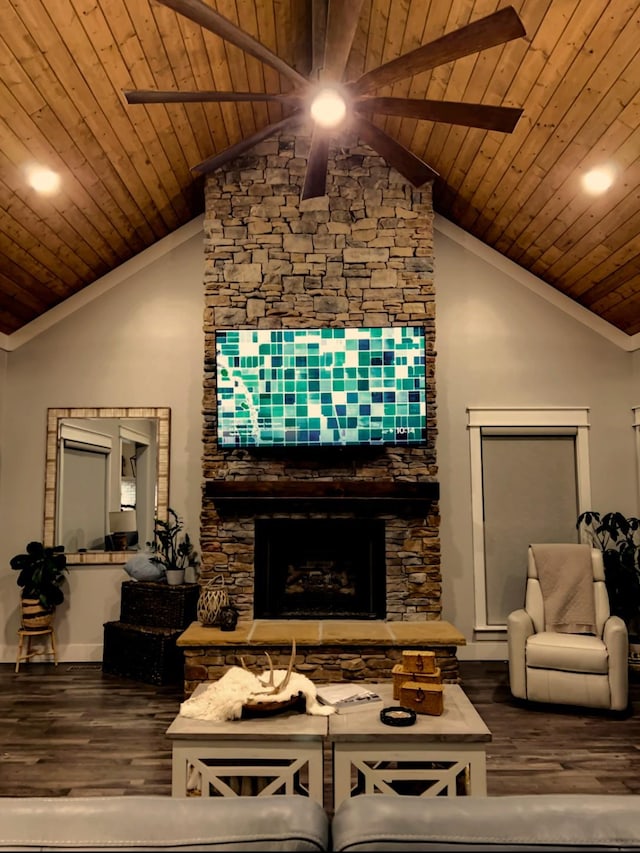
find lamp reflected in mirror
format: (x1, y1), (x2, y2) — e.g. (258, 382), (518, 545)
(107, 510), (138, 552)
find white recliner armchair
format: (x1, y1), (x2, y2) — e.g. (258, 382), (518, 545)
(507, 544), (628, 711)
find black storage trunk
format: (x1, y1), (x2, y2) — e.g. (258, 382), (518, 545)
(102, 622), (184, 685)
(119, 581), (199, 629)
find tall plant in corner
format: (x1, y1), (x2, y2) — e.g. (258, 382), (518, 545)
(576, 511), (640, 638)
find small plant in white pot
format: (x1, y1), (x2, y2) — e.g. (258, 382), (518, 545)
(150, 508), (198, 586)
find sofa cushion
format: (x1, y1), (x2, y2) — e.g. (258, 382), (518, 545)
(526, 631), (609, 674)
(331, 794), (640, 851)
(0, 796), (329, 851)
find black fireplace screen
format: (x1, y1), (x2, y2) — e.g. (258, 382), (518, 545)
(254, 519), (386, 619)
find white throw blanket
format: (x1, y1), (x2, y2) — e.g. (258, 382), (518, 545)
(531, 543), (597, 634)
(179, 666), (334, 722)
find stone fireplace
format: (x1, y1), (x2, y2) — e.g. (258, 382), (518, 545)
(199, 132), (439, 622)
(180, 133), (462, 694)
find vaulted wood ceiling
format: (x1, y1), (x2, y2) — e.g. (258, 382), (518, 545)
(1, 1), (639, 339)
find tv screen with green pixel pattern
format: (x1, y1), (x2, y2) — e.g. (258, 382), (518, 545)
(215, 326), (427, 448)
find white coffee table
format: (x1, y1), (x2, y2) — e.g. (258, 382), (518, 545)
(328, 683), (491, 808)
(166, 687), (328, 802)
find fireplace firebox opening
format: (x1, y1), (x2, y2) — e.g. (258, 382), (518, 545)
(254, 518), (386, 619)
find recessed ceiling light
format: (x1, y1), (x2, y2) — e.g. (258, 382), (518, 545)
(309, 87), (347, 129)
(25, 165), (61, 195)
(581, 165), (615, 196)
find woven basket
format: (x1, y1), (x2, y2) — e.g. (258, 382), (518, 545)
(120, 581), (199, 629)
(102, 622), (183, 685)
(197, 575), (229, 627)
(399, 682), (444, 716)
(392, 663), (442, 701)
(401, 649), (436, 674)
(21, 598), (55, 630)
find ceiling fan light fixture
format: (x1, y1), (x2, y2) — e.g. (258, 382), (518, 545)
(309, 86), (348, 129)
(127, 2), (526, 200)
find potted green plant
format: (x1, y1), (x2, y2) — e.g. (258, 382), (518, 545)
(10, 541), (68, 628)
(576, 511), (640, 653)
(149, 508), (198, 586)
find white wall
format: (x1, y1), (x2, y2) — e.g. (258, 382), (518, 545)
(1, 212), (637, 663)
(0, 350), (6, 551)
(633, 350), (640, 509)
(435, 220), (637, 659)
(0, 348), (6, 454)
(0, 220), (205, 662)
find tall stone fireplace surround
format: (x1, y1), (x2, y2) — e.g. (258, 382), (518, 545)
(183, 133), (465, 695)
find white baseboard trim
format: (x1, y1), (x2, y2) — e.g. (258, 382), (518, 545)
(0, 643), (103, 664)
(457, 641), (508, 661)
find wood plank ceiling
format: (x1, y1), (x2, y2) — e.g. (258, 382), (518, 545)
(1, 0), (638, 338)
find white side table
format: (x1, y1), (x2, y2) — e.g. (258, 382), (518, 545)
(328, 683), (491, 809)
(166, 689), (328, 803)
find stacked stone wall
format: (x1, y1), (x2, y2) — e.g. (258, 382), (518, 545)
(183, 645), (460, 697)
(200, 134), (438, 621)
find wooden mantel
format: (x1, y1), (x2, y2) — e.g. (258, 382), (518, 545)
(204, 479), (439, 514)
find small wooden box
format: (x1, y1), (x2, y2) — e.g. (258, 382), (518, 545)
(392, 663), (442, 700)
(401, 649), (436, 674)
(399, 681), (444, 716)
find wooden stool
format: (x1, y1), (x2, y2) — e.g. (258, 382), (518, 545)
(15, 626), (58, 672)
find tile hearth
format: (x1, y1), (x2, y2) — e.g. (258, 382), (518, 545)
(178, 619), (465, 696)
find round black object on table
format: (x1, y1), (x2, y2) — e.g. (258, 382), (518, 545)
(380, 706), (417, 727)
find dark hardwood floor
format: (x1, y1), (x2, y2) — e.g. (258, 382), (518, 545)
(0, 663), (183, 797)
(461, 661), (640, 797)
(1, 660), (639, 799)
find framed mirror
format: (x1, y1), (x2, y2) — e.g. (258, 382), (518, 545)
(43, 407), (170, 565)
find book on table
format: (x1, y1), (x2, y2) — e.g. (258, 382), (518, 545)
(315, 683), (383, 714)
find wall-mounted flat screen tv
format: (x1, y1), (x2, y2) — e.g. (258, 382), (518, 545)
(215, 326), (427, 448)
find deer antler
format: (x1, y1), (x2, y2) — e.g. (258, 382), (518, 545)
(240, 639), (297, 695)
(262, 652), (277, 688)
(273, 638), (296, 695)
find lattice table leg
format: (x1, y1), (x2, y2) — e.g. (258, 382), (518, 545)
(333, 743), (488, 809)
(172, 742), (324, 803)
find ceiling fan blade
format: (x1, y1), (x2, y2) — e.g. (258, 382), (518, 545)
(321, 0), (365, 81)
(356, 96), (523, 133)
(191, 114), (300, 176)
(125, 89), (300, 106)
(311, 0), (328, 75)
(156, 0), (308, 89)
(301, 129), (331, 199)
(354, 115), (438, 186)
(352, 6), (526, 95)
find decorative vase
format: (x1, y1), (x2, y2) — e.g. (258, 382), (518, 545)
(166, 569), (185, 586)
(184, 565), (199, 584)
(219, 604), (239, 631)
(197, 575), (229, 626)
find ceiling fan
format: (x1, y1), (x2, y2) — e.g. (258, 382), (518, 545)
(125, 0), (526, 200)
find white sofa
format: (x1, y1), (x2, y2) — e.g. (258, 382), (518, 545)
(0, 795), (329, 851)
(3, 793), (640, 851)
(331, 794), (640, 851)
